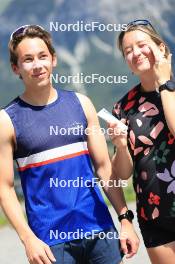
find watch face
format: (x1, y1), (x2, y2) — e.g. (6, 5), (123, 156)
(159, 81), (175, 92)
(127, 210), (134, 220)
(166, 81), (175, 91)
(118, 210), (134, 222)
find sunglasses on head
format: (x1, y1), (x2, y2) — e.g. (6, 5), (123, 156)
(10, 24), (44, 40)
(126, 19), (156, 31)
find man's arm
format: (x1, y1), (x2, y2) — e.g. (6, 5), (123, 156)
(76, 93), (139, 258)
(0, 110), (56, 264)
(112, 150), (133, 180)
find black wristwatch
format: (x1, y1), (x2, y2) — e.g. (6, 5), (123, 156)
(158, 80), (175, 92)
(118, 210), (134, 223)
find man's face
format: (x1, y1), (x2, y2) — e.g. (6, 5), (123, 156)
(12, 37), (57, 88)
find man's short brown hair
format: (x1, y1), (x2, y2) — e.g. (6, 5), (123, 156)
(8, 25), (56, 65)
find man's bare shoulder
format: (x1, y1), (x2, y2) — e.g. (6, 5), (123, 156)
(0, 110), (14, 141)
(75, 92), (92, 104)
(75, 92), (99, 127)
(75, 92), (96, 111)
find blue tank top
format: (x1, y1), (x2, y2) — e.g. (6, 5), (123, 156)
(4, 89), (113, 246)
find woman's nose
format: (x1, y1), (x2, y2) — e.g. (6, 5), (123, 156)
(132, 46), (141, 57)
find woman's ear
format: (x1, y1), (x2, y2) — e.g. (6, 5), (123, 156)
(159, 43), (166, 57)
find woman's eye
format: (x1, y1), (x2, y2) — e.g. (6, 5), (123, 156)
(125, 49), (132, 56)
(139, 44), (147, 48)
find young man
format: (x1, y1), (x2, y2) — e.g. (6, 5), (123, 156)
(0, 25), (139, 264)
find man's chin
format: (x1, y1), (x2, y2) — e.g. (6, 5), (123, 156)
(34, 79), (50, 87)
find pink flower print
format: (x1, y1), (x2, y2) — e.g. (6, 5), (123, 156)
(135, 122), (163, 156)
(129, 130), (135, 151)
(138, 102), (159, 117)
(134, 147), (144, 156)
(144, 147), (150, 155)
(141, 171), (148, 181)
(139, 97), (146, 104)
(113, 103), (121, 116)
(157, 161), (175, 194)
(138, 136), (153, 145)
(152, 207), (160, 219)
(136, 184), (142, 193)
(150, 122), (164, 139)
(129, 130), (143, 156)
(137, 135), (153, 156)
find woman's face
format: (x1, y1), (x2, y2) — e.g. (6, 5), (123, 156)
(122, 29), (164, 75)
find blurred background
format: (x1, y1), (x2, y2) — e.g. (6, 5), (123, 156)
(0, 0), (175, 262)
(1, 0), (175, 109)
(1, 0), (174, 201)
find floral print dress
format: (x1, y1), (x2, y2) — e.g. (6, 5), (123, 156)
(113, 83), (175, 223)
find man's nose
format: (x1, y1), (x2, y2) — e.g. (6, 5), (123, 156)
(33, 59), (42, 69)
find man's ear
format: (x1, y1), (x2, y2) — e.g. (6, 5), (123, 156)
(11, 63), (20, 76)
(52, 54), (57, 67)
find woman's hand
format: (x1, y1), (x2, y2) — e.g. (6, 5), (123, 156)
(120, 219), (140, 258)
(108, 121), (128, 149)
(149, 44), (172, 86)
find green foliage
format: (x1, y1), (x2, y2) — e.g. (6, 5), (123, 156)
(123, 181), (136, 202)
(0, 215), (8, 227)
(104, 180), (136, 207)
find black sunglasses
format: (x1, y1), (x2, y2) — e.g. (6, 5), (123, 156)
(10, 24), (44, 40)
(126, 19), (156, 31)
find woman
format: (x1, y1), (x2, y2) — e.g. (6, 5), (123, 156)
(110, 19), (175, 264)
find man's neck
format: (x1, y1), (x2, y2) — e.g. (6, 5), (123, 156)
(20, 85), (58, 106)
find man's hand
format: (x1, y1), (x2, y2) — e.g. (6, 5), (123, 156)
(24, 235), (56, 264)
(120, 219), (140, 258)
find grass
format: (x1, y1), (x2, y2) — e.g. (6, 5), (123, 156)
(0, 215), (8, 227)
(104, 179), (136, 207)
(123, 181), (136, 202)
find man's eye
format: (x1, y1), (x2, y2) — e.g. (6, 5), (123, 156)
(24, 58), (32, 62)
(40, 54), (47, 59)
